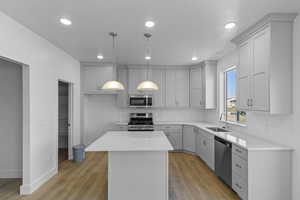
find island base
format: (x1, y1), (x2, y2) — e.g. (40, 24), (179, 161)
(108, 151), (169, 200)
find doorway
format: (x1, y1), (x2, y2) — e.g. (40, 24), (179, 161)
(58, 81), (73, 168)
(0, 58), (23, 197)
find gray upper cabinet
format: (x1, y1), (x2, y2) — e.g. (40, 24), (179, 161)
(232, 13), (297, 114)
(165, 69), (190, 108)
(128, 68), (147, 95)
(117, 67), (128, 108)
(148, 69), (165, 108)
(190, 61), (217, 109)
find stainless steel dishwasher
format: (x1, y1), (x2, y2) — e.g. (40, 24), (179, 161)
(214, 136), (232, 187)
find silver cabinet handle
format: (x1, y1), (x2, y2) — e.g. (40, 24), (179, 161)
(235, 183), (242, 189)
(235, 148), (242, 153)
(235, 163), (242, 168)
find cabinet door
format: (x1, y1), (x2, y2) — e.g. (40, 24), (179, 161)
(190, 67), (202, 89)
(190, 89), (203, 108)
(183, 126), (196, 153)
(165, 132), (182, 150)
(165, 70), (177, 107)
(117, 68), (128, 107)
(83, 65), (114, 91)
(252, 29), (270, 111)
(128, 68), (147, 95)
(190, 67), (204, 108)
(198, 131), (214, 170)
(196, 129), (204, 157)
(149, 69), (165, 107)
(237, 41), (252, 110)
(175, 69), (190, 107)
(204, 133), (214, 170)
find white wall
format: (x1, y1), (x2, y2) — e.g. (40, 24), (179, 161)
(0, 59), (22, 178)
(205, 15), (300, 200)
(0, 12), (81, 194)
(83, 94), (204, 145)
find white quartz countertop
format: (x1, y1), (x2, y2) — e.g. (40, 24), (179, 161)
(85, 131), (174, 152)
(115, 121), (292, 151)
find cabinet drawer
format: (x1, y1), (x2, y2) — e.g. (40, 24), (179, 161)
(232, 174), (248, 200)
(155, 125), (182, 132)
(232, 145), (248, 160)
(232, 154), (248, 179)
(117, 125), (128, 131)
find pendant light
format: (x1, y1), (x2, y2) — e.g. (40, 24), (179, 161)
(101, 32), (125, 91)
(137, 33), (159, 91)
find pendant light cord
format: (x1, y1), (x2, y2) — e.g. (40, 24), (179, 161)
(147, 36), (150, 80)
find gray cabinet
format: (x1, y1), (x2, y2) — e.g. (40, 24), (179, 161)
(232, 13), (296, 114)
(183, 125), (196, 153)
(232, 145), (248, 200)
(155, 125), (182, 150)
(196, 129), (214, 170)
(117, 67), (128, 107)
(165, 69), (189, 108)
(190, 61), (217, 109)
(115, 124), (128, 131)
(128, 68), (147, 95)
(148, 69), (165, 107)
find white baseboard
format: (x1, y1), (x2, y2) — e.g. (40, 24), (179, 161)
(20, 167), (57, 195)
(0, 169), (22, 178)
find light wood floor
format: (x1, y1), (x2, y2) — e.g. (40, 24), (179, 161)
(0, 152), (240, 200)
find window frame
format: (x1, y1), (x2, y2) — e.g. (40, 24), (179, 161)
(221, 66), (247, 127)
(224, 67), (237, 122)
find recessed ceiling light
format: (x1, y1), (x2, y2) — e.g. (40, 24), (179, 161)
(60, 18), (72, 26)
(145, 21), (155, 28)
(97, 55), (104, 60)
(225, 22), (236, 30)
(192, 56), (198, 61)
(145, 56), (151, 60)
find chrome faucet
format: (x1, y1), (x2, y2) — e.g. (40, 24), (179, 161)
(219, 112), (230, 130)
(219, 113), (224, 121)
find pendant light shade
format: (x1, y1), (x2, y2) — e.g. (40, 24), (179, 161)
(137, 33), (159, 91)
(102, 80), (125, 90)
(137, 80), (159, 91)
(101, 32), (125, 91)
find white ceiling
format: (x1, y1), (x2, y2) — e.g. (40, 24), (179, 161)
(0, 0), (299, 65)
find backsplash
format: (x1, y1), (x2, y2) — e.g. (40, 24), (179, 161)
(119, 108), (204, 122)
(83, 95), (204, 145)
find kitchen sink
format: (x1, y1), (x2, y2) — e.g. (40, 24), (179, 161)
(206, 127), (231, 132)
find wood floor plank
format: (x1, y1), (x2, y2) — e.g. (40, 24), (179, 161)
(0, 152), (240, 200)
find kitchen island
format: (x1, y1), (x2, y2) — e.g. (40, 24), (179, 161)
(86, 131), (173, 200)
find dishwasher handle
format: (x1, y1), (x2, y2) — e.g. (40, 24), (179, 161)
(215, 136), (232, 148)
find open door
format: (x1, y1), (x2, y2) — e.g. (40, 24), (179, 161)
(0, 58), (23, 196)
(58, 81), (73, 168)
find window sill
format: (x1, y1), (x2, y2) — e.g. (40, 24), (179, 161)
(219, 120), (247, 128)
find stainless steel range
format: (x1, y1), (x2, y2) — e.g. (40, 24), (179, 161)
(128, 113), (154, 131)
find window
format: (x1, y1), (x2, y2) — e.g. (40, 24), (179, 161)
(223, 67), (246, 123)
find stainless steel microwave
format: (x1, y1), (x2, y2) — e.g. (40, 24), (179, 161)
(129, 95), (152, 107)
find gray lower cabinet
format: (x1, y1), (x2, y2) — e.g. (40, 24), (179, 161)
(116, 124), (128, 131)
(183, 125), (196, 153)
(155, 125), (182, 150)
(232, 145), (248, 200)
(196, 128), (215, 170)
